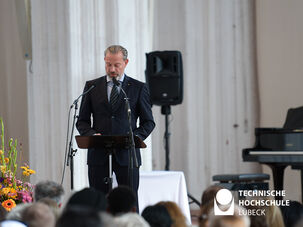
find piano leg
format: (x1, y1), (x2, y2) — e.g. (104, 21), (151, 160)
(267, 164), (287, 201)
(291, 165), (303, 203)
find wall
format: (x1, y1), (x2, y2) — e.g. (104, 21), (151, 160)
(256, 0), (303, 201)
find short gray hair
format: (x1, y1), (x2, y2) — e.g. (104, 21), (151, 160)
(34, 180), (64, 204)
(104, 45), (128, 60)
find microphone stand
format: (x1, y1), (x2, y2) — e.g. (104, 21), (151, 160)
(114, 78), (138, 190)
(66, 85), (95, 190)
(66, 101), (78, 190)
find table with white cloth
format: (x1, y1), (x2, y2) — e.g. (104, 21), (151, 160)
(138, 171), (191, 224)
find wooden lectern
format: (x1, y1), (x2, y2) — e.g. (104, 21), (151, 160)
(75, 135), (146, 190)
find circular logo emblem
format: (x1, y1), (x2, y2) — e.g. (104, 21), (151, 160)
(216, 189), (233, 205)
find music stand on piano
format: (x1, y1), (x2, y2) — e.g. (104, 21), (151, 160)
(75, 135), (146, 190)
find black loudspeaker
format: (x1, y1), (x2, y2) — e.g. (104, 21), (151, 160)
(145, 51), (183, 106)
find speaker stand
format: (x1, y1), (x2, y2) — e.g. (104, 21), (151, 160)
(161, 105), (171, 170)
(161, 105), (201, 208)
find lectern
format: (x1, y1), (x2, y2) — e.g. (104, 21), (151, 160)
(75, 135), (146, 190)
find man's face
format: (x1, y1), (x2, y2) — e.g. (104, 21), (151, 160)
(104, 51), (129, 78)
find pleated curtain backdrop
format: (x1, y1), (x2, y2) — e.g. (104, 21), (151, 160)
(27, 0), (260, 201)
(28, 0), (153, 194)
(151, 0), (261, 199)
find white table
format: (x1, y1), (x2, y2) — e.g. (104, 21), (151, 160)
(138, 171), (191, 224)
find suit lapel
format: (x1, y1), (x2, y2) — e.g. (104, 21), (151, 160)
(122, 75), (131, 94)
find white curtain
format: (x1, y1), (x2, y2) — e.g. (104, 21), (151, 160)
(28, 0), (260, 201)
(68, 0), (153, 190)
(151, 0), (260, 200)
(28, 0), (72, 190)
(28, 0), (153, 194)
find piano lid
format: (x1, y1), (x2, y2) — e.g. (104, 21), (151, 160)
(253, 128), (303, 151)
(243, 107), (303, 164)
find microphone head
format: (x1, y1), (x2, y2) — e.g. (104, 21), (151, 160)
(88, 84), (96, 91)
(112, 77), (120, 86)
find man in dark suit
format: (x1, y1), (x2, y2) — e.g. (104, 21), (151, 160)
(76, 45), (155, 208)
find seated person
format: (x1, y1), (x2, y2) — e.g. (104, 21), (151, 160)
(34, 180), (64, 208)
(65, 187), (107, 212)
(107, 186), (136, 216)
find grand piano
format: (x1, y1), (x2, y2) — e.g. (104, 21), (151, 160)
(243, 106), (303, 201)
(243, 128), (303, 200)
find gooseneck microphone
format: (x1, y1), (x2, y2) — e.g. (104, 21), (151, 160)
(71, 84), (96, 107)
(62, 83), (96, 190)
(112, 77), (130, 111)
(112, 77), (120, 87)
(112, 77), (138, 179)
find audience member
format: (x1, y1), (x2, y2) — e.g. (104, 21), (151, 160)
(6, 203), (31, 222)
(199, 200), (214, 227)
(157, 201), (187, 227)
(65, 187), (106, 212)
(280, 200), (303, 227)
(141, 204), (172, 227)
(264, 202), (285, 227)
(208, 205), (250, 227)
(114, 213), (150, 227)
(22, 202), (56, 227)
(249, 215), (268, 227)
(244, 204), (268, 227)
(199, 185), (224, 227)
(100, 212), (116, 227)
(0, 205), (8, 221)
(56, 206), (103, 227)
(201, 185), (224, 207)
(34, 180), (64, 208)
(38, 197), (61, 219)
(294, 219), (303, 227)
(107, 186), (136, 216)
(0, 220), (27, 227)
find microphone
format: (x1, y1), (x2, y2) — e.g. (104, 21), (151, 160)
(71, 84), (95, 107)
(112, 77), (121, 87)
(112, 76), (138, 168)
(112, 77), (129, 111)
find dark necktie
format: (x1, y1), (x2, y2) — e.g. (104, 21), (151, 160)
(110, 84), (119, 110)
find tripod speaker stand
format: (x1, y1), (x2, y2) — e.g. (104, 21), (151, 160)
(146, 50), (200, 207)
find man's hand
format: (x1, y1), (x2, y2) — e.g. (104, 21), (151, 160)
(94, 133), (102, 136)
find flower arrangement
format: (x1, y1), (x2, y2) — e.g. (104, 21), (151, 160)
(0, 117), (35, 211)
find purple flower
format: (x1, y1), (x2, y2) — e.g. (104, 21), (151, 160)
(18, 191), (33, 203)
(23, 182), (33, 189)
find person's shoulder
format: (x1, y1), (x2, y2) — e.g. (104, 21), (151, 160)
(85, 75), (106, 86)
(125, 75), (145, 86)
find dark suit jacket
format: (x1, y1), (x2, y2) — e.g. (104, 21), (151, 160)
(76, 75), (155, 166)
